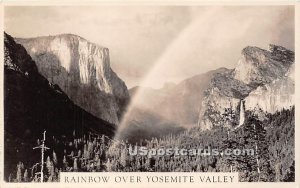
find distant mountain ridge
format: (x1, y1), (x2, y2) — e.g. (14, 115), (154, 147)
(16, 34), (129, 125)
(129, 68), (229, 126)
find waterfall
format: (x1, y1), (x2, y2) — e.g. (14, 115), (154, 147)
(239, 100), (245, 126)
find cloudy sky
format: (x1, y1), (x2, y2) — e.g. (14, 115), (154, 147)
(5, 6), (294, 88)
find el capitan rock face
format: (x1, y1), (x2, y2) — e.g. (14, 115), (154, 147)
(16, 34), (129, 125)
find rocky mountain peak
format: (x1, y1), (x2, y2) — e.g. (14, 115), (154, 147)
(198, 44), (294, 130)
(268, 44), (294, 64)
(233, 45), (294, 86)
(16, 34), (129, 125)
(241, 46), (269, 62)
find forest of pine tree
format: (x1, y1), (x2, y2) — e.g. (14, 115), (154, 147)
(7, 107), (294, 182)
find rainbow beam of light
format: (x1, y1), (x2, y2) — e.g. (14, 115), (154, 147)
(114, 8), (220, 140)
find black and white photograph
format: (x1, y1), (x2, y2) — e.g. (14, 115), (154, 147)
(1, 3), (297, 186)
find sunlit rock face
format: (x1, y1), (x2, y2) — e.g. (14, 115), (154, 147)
(198, 45), (294, 130)
(16, 34), (129, 125)
(198, 87), (241, 130)
(239, 45), (294, 113)
(244, 64), (294, 114)
(197, 68), (252, 130)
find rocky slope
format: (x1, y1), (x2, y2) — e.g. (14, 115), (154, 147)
(4, 32), (115, 177)
(16, 34), (129, 125)
(198, 44), (294, 130)
(233, 44), (293, 86)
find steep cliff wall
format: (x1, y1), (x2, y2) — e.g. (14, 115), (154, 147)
(16, 34), (129, 125)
